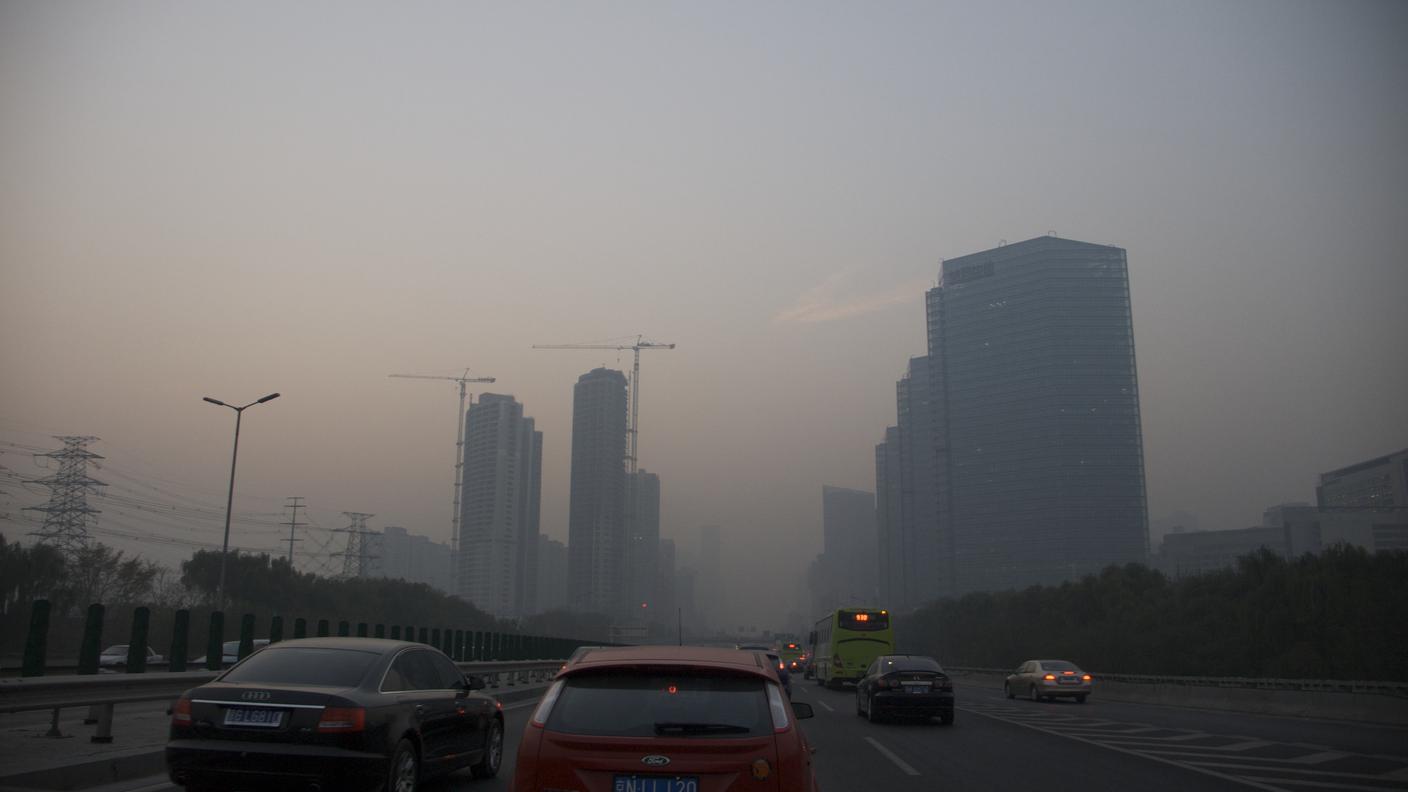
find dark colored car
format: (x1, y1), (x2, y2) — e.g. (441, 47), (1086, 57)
(515, 645), (818, 792)
(166, 637), (504, 792)
(855, 654), (954, 724)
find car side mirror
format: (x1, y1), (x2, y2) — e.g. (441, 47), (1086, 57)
(792, 702), (814, 720)
(464, 674), (485, 691)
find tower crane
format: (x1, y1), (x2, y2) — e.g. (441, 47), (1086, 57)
(532, 336), (675, 476)
(387, 370), (496, 563)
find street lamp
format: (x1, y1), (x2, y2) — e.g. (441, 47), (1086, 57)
(203, 392), (280, 610)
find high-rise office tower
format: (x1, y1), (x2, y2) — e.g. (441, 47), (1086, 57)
(457, 393), (542, 618)
(927, 236), (1149, 593)
(536, 535), (569, 613)
(627, 469), (661, 613)
(567, 368), (629, 617)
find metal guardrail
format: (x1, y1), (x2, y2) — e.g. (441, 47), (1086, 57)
(945, 667), (1408, 697)
(0, 659), (563, 743)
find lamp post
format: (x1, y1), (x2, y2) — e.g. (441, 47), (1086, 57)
(203, 392), (280, 610)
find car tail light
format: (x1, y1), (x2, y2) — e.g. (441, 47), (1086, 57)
(1082, 674), (1092, 681)
(316, 707), (366, 732)
(171, 695), (192, 725)
(530, 680), (565, 728)
(1043, 674), (1056, 681)
(766, 683), (790, 732)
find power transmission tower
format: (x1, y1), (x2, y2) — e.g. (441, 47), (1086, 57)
(283, 496), (307, 565)
(332, 512), (377, 579)
(24, 436), (106, 555)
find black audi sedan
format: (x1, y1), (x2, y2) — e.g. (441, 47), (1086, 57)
(855, 654), (955, 724)
(167, 637), (503, 792)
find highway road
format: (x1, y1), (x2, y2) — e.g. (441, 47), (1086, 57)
(27, 680), (1408, 792)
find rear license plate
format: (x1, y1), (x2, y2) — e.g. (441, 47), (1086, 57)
(905, 684), (929, 693)
(613, 776), (699, 792)
(1058, 677), (1080, 685)
(223, 707), (284, 727)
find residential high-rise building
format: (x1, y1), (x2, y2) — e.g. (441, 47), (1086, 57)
(627, 469), (661, 612)
(567, 368), (629, 617)
(378, 526), (452, 593)
(926, 236), (1149, 593)
(457, 393), (542, 618)
(809, 486), (878, 615)
(536, 535), (569, 613)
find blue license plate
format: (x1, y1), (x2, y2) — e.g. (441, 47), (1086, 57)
(613, 776), (699, 792)
(223, 707), (283, 727)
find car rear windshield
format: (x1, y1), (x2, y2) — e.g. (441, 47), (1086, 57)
(547, 670), (772, 738)
(1040, 660), (1078, 672)
(881, 657), (943, 673)
(220, 647), (379, 687)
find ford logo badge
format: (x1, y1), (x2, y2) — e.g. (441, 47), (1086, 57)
(641, 755), (671, 767)
(241, 691), (271, 701)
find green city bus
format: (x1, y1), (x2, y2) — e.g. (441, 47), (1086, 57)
(809, 607), (894, 688)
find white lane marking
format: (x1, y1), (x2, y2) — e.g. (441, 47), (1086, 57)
(814, 699), (834, 712)
(502, 699), (539, 711)
(959, 706), (1286, 791)
(1184, 761), (1408, 784)
(864, 736), (920, 776)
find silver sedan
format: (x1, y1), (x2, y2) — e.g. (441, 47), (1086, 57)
(1005, 659), (1092, 702)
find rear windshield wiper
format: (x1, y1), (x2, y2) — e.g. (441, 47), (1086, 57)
(654, 721), (752, 735)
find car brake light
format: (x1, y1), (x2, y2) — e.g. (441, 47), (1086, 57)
(171, 696), (192, 725)
(766, 683), (790, 732)
(1063, 671), (1075, 675)
(1043, 674), (1056, 681)
(1082, 674), (1092, 681)
(530, 680), (565, 728)
(316, 707), (366, 732)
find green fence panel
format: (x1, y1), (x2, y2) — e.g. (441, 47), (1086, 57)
(238, 614), (255, 660)
(294, 617), (307, 639)
(126, 607), (151, 672)
(77, 603), (105, 675)
(205, 611), (225, 671)
(317, 619), (330, 637)
(269, 615), (284, 645)
(169, 609), (189, 672)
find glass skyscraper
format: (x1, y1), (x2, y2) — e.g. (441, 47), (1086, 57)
(926, 236), (1149, 594)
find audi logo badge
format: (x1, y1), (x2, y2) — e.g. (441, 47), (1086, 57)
(240, 691), (271, 701)
(641, 755), (671, 767)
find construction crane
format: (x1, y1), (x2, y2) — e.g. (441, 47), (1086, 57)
(532, 336), (675, 476)
(387, 370), (496, 561)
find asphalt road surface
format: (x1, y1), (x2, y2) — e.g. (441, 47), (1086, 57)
(106, 680), (1408, 791)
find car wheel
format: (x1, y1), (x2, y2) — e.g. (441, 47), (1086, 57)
(470, 718), (503, 778)
(387, 738), (418, 792)
(1029, 685), (1040, 702)
(1004, 682), (1014, 699)
(866, 695), (883, 723)
(1075, 694), (1087, 704)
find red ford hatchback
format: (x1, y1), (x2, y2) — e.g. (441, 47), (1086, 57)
(514, 646), (818, 792)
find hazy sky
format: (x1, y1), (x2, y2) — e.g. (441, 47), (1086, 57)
(3, 1), (1405, 629)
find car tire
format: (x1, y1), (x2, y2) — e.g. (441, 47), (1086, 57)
(1029, 685), (1040, 702)
(470, 718), (503, 779)
(1004, 683), (1014, 699)
(386, 738), (419, 792)
(866, 695), (883, 723)
(1075, 694), (1087, 704)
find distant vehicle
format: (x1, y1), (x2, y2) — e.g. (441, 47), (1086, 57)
(1006, 659), (1093, 703)
(99, 645), (163, 668)
(810, 608), (894, 688)
(513, 645), (817, 792)
(192, 639), (269, 667)
(765, 651), (793, 698)
(856, 655), (954, 724)
(779, 640), (807, 673)
(166, 637), (503, 792)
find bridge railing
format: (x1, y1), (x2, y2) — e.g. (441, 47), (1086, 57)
(0, 659), (564, 743)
